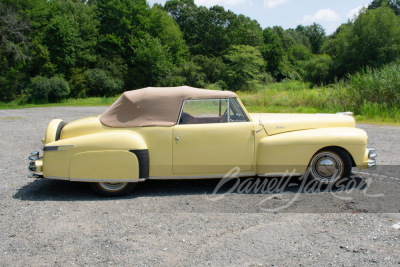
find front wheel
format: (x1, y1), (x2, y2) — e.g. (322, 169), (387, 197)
(308, 148), (352, 184)
(90, 182), (136, 197)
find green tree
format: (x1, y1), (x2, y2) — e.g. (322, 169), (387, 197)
(223, 45), (265, 91)
(302, 54), (333, 84)
(272, 26), (296, 52)
(44, 14), (79, 75)
(148, 5), (189, 64)
(228, 14), (262, 47)
(193, 55), (228, 85)
(175, 61), (206, 88)
(332, 6), (400, 77)
(289, 44), (312, 64)
(2, 0), (50, 30)
(259, 28), (284, 78)
(164, 0), (261, 56)
(129, 35), (176, 88)
(288, 27), (312, 51)
(0, 3), (30, 102)
(303, 23), (326, 54)
(96, 0), (150, 63)
(368, 0), (400, 15)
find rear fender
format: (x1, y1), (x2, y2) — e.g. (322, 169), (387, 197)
(70, 150), (140, 182)
(44, 119), (65, 144)
(43, 132), (148, 181)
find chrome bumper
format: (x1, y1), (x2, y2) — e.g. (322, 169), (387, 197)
(367, 148), (377, 169)
(28, 151), (43, 179)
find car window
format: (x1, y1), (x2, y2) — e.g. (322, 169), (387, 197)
(179, 99), (228, 124)
(229, 98), (249, 122)
(178, 98), (249, 124)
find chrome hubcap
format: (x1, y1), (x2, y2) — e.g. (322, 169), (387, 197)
(317, 158), (336, 177)
(310, 152), (343, 183)
(98, 182), (127, 192)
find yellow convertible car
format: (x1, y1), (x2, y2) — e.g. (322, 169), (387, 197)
(28, 86), (376, 196)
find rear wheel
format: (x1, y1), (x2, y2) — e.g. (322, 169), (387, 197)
(90, 182), (136, 197)
(308, 148), (352, 184)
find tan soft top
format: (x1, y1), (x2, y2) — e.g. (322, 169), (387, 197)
(100, 86), (238, 127)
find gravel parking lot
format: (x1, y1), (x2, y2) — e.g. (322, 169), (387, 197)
(1, 107), (399, 266)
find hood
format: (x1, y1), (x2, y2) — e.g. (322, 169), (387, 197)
(250, 113), (356, 135)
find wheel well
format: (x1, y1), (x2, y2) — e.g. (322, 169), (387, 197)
(316, 146), (356, 167)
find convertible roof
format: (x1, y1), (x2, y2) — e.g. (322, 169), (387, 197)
(100, 86), (238, 127)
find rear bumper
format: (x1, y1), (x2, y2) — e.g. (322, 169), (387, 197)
(28, 151), (43, 178)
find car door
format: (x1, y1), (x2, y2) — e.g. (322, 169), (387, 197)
(173, 99), (255, 175)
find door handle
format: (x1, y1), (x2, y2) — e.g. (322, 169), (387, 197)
(175, 137), (180, 144)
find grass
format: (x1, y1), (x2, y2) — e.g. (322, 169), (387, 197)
(0, 96), (118, 109)
(1, 116), (25, 120)
(238, 80), (400, 125)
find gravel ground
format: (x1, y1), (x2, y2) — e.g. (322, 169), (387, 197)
(1, 107), (400, 266)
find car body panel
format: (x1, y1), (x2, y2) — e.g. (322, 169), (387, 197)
(70, 151), (139, 182)
(250, 113), (356, 135)
(43, 131), (147, 179)
(44, 119), (64, 144)
(172, 122), (255, 174)
(256, 127), (368, 174)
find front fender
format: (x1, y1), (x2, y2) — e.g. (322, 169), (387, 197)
(43, 131), (148, 181)
(256, 127), (368, 175)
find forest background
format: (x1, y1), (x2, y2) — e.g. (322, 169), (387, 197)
(1, 0), (399, 123)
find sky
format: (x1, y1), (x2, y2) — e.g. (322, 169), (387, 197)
(147, 0), (371, 35)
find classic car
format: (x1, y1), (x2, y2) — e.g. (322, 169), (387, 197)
(28, 86), (377, 196)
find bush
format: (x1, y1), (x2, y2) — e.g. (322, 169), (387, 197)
(29, 75), (70, 103)
(302, 54), (334, 84)
(69, 68), (88, 98)
(85, 69), (124, 97)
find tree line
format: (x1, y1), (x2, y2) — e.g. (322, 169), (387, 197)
(1, 0), (400, 103)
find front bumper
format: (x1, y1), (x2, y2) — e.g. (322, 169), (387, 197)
(357, 148), (377, 170)
(367, 148), (377, 169)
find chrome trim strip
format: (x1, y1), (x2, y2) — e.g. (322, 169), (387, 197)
(258, 173), (304, 178)
(149, 173), (257, 180)
(70, 178), (140, 182)
(44, 145), (74, 152)
(46, 176), (147, 182)
(46, 176), (70, 181)
(177, 101), (185, 125)
(227, 98), (230, 122)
